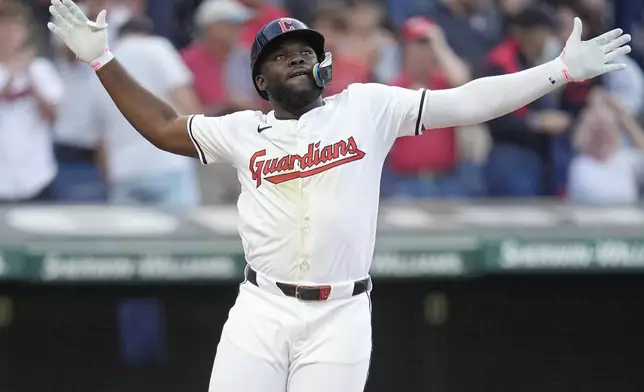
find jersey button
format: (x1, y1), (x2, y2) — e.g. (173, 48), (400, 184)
(302, 187), (309, 195)
(300, 260), (310, 271)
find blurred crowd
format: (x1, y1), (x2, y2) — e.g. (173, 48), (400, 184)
(0, 0), (643, 209)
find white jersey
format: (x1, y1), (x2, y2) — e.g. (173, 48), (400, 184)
(189, 83), (427, 284)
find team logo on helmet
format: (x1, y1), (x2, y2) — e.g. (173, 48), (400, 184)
(278, 18), (295, 33)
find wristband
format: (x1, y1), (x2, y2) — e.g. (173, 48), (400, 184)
(90, 49), (114, 71)
(549, 57), (574, 85)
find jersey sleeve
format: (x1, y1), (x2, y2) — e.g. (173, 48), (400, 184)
(348, 83), (428, 140)
(187, 113), (238, 164)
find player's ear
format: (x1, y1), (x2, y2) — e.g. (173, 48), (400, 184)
(255, 75), (267, 94)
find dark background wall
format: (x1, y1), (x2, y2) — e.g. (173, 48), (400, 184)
(1, 275), (644, 392)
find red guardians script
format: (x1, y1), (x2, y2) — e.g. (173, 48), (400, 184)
(249, 137), (366, 187)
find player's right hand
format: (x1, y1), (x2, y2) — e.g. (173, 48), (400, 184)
(46, 0), (113, 70)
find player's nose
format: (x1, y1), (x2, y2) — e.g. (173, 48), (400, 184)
(288, 55), (305, 67)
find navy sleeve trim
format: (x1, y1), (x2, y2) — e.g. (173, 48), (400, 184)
(414, 89), (427, 136)
(187, 114), (208, 164)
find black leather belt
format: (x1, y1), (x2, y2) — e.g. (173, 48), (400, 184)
(245, 266), (371, 301)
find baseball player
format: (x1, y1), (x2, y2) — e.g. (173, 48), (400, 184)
(47, 0), (631, 391)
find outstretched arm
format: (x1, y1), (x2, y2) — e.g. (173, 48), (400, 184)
(421, 18), (632, 130)
(47, 0), (197, 158)
(94, 59), (196, 157)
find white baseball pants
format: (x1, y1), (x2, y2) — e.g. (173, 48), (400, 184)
(208, 280), (372, 392)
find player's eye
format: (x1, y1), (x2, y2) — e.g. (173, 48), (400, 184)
(302, 50), (313, 56)
(275, 54), (286, 61)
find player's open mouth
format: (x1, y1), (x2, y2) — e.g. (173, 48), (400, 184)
(288, 70), (309, 79)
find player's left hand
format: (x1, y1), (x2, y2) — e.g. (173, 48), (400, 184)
(560, 17), (631, 82)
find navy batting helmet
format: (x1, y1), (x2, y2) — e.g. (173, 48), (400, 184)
(251, 17), (333, 101)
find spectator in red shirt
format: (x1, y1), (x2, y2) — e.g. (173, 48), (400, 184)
(181, 0), (259, 116)
(310, 3), (371, 97)
(382, 16), (483, 199)
(238, 0), (289, 48)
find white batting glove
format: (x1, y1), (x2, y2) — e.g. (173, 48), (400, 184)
(46, 0), (113, 70)
(556, 17), (631, 83)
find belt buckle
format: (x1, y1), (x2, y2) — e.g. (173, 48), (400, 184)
(295, 285), (308, 300)
(295, 285), (302, 299)
(295, 285), (331, 301)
